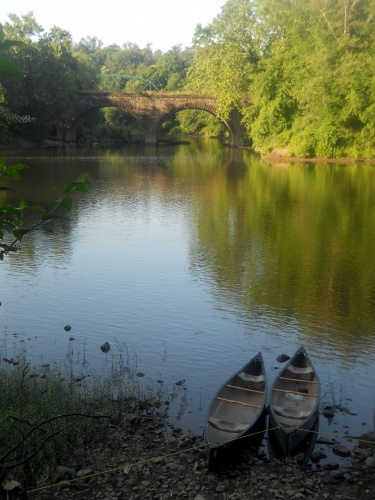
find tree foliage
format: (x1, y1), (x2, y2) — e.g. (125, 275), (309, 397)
(187, 0), (375, 157)
(2, 2), (375, 155)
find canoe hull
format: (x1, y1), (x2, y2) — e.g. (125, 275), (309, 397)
(204, 352), (267, 470)
(269, 405), (319, 455)
(268, 345), (320, 456)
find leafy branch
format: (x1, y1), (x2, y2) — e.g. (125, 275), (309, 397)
(0, 161), (89, 258)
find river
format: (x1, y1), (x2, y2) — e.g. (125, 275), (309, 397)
(1, 140), (375, 452)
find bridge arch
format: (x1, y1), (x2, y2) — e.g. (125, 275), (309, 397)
(56, 92), (245, 146)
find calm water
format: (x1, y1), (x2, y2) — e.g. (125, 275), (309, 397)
(1, 140), (375, 450)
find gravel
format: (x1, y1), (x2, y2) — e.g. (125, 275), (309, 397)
(27, 414), (375, 500)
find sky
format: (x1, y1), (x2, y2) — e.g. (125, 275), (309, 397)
(0, 1), (226, 52)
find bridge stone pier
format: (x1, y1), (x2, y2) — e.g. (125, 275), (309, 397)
(56, 92), (246, 146)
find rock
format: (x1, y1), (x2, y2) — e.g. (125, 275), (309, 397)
(317, 437), (336, 445)
(52, 465), (76, 483)
(2, 480), (21, 491)
(358, 431), (375, 448)
(216, 483), (228, 493)
(329, 470), (345, 480)
(295, 452), (305, 464)
(64, 325), (71, 331)
(365, 456), (375, 467)
(351, 446), (369, 458)
(100, 342), (110, 353)
(76, 469), (94, 483)
(333, 443), (351, 456)
(327, 461), (340, 469)
(276, 353), (290, 363)
(124, 413), (140, 424)
(323, 405), (335, 419)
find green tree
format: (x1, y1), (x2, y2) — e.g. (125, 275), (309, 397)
(187, 0), (259, 118)
(0, 25), (88, 258)
(187, 0), (375, 157)
(1, 14), (98, 142)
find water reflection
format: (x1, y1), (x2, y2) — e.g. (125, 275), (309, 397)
(1, 141), (375, 441)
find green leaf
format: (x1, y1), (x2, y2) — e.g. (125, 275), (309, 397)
(59, 197), (73, 212)
(12, 229), (28, 241)
(0, 57), (23, 77)
(64, 174), (89, 193)
(64, 181), (78, 193)
(28, 205), (45, 212)
(19, 199), (26, 209)
(73, 182), (89, 193)
(76, 173), (89, 182)
(2, 164), (27, 180)
(0, 187), (11, 191)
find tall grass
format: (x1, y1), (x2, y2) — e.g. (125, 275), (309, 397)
(0, 341), (170, 489)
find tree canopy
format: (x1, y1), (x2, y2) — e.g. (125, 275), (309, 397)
(187, 0), (375, 157)
(1, 2), (375, 157)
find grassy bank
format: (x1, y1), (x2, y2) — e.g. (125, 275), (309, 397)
(0, 342), (178, 492)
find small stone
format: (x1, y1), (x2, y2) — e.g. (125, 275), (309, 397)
(136, 372), (144, 377)
(100, 342), (110, 353)
(76, 469), (94, 482)
(327, 461), (339, 469)
(215, 483), (227, 493)
(276, 353), (290, 363)
(323, 405), (335, 419)
(2, 480), (21, 491)
(295, 452), (305, 463)
(365, 456), (375, 467)
(329, 469), (345, 480)
(317, 436), (335, 445)
(52, 466), (76, 483)
(64, 325), (71, 331)
(333, 443), (351, 456)
(69, 336), (75, 341)
(352, 446), (369, 457)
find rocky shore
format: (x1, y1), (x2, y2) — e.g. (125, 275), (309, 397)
(26, 413), (375, 500)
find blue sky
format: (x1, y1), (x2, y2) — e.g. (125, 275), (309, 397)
(1, 1), (226, 52)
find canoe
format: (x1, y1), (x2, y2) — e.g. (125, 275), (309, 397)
(204, 352), (267, 470)
(268, 345), (320, 455)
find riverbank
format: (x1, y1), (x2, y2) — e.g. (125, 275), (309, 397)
(27, 412), (375, 500)
(261, 148), (375, 164)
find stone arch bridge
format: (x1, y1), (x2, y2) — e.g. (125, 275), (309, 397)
(56, 92), (246, 146)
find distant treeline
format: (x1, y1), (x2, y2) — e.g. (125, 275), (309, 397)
(1, 0), (375, 157)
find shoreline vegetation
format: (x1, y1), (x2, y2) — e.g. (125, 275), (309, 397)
(2, 0), (375, 158)
(0, 344), (374, 499)
(3, 139), (375, 166)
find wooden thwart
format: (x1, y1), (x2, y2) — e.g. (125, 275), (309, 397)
(216, 397), (261, 409)
(226, 384), (265, 394)
(272, 388), (318, 397)
(279, 376), (318, 384)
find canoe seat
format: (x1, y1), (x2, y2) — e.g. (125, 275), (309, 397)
(287, 365), (313, 375)
(238, 372), (265, 383)
(273, 405), (311, 420)
(208, 416), (248, 433)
